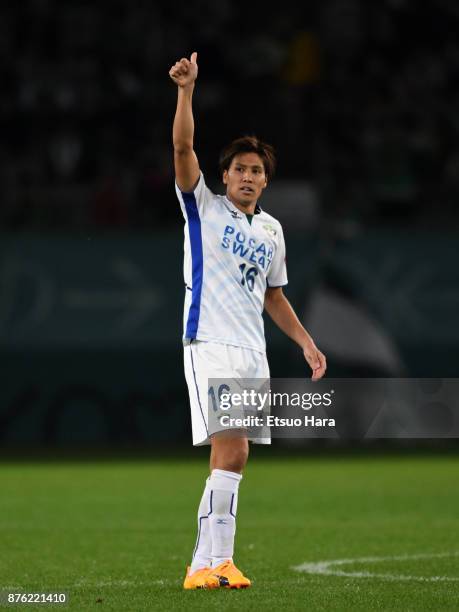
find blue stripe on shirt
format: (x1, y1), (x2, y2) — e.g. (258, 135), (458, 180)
(182, 191), (203, 338)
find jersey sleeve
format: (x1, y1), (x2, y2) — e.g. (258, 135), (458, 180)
(266, 224), (288, 288)
(175, 172), (212, 219)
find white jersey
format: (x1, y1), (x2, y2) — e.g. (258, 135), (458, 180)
(176, 173), (288, 353)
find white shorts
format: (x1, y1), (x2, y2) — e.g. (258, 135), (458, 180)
(183, 340), (271, 446)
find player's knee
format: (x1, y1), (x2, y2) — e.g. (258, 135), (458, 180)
(223, 444), (248, 473)
(212, 448), (248, 473)
(211, 435), (249, 473)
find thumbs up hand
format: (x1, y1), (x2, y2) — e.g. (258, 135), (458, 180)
(169, 52), (198, 88)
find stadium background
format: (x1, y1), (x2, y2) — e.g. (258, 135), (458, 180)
(0, 0), (458, 446)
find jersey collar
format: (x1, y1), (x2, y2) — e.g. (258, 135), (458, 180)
(224, 195), (262, 215)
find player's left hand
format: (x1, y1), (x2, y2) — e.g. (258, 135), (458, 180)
(303, 344), (327, 380)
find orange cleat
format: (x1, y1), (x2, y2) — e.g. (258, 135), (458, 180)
(209, 560), (252, 588)
(183, 566), (220, 590)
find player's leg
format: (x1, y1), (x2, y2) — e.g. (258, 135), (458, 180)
(204, 345), (269, 588)
(206, 432), (251, 588)
(183, 342), (219, 589)
(183, 341), (259, 588)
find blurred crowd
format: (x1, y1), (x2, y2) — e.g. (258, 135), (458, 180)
(0, 0), (458, 231)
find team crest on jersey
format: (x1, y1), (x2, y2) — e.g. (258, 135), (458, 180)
(263, 224), (277, 237)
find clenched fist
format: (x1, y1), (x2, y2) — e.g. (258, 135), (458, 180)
(169, 52), (198, 88)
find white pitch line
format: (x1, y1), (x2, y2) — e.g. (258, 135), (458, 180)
(292, 552), (459, 583)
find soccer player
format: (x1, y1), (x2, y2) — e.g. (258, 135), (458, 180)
(169, 52), (327, 590)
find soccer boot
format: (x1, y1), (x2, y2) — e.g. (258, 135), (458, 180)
(210, 560), (252, 588)
(183, 566), (220, 590)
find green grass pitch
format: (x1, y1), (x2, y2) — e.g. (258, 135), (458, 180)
(1, 452), (458, 611)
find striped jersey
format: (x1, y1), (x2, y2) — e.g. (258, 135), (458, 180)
(176, 173), (288, 353)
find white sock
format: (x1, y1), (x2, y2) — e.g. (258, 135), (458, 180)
(190, 478), (212, 573)
(208, 469), (242, 568)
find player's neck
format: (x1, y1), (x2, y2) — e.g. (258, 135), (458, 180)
(226, 193), (256, 215)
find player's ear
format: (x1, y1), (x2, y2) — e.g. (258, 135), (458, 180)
(223, 169), (228, 185)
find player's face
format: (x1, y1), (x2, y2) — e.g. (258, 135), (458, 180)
(223, 153), (268, 209)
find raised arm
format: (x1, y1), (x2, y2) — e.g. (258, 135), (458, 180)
(169, 51), (200, 192)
